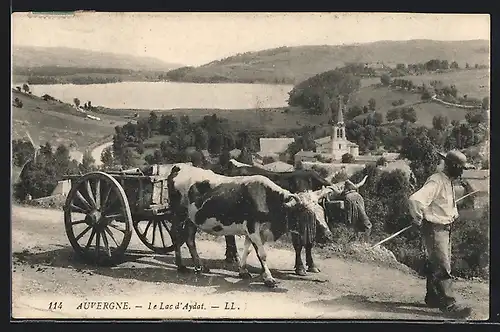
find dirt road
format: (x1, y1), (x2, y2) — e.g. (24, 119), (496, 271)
(11, 205), (489, 320)
(91, 141), (113, 167)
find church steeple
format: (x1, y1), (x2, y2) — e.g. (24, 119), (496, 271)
(332, 95), (346, 141)
(337, 95), (344, 124)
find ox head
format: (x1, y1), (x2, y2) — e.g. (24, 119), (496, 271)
(282, 175), (369, 241)
(282, 187), (340, 242)
(324, 175), (369, 199)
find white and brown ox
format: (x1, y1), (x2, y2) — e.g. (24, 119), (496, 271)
(221, 159), (368, 276)
(166, 163), (337, 288)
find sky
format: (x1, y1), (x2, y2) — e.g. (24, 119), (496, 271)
(12, 12), (490, 66)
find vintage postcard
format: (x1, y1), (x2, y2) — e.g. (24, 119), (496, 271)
(11, 12), (490, 320)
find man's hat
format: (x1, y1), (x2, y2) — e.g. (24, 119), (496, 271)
(438, 150), (475, 170)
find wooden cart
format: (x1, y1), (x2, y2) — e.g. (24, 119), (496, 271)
(62, 165), (177, 266)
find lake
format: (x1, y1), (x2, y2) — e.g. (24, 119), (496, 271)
(29, 82), (294, 110)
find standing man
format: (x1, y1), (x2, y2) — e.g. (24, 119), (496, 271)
(408, 150), (475, 318)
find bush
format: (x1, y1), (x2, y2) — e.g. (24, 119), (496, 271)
(391, 99), (405, 106)
(451, 208), (489, 279)
(421, 90), (432, 100)
(311, 165), (329, 179)
(376, 156), (388, 166)
(330, 171), (349, 183)
(341, 153), (355, 163)
(481, 159), (489, 169)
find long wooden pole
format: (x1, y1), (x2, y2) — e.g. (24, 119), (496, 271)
(370, 190), (482, 249)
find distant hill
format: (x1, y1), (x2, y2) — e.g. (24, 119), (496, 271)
(12, 45), (183, 71)
(168, 39), (489, 84)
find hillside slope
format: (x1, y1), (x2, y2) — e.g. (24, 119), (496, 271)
(11, 90), (127, 150)
(12, 46), (183, 71)
(172, 39), (489, 84)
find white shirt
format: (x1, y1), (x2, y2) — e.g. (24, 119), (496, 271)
(408, 171), (458, 225)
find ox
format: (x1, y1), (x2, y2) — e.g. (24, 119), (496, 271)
(219, 159), (367, 276)
(166, 163), (336, 287)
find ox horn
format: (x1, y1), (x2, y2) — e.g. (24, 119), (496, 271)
(353, 175), (368, 189)
(314, 184), (343, 199)
(284, 194), (299, 208)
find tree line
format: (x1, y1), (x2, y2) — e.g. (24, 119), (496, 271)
(110, 112), (263, 169)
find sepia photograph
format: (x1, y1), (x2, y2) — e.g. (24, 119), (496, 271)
(11, 12), (490, 321)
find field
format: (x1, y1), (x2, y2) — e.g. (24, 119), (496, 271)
(94, 106), (331, 133)
(345, 83), (473, 127)
(11, 90), (127, 150)
(398, 69), (489, 99)
(170, 40), (489, 84)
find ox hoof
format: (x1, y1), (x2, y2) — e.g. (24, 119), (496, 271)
(177, 266), (190, 274)
(263, 278), (277, 288)
(194, 266), (210, 274)
(238, 271), (252, 279)
(295, 268), (307, 276)
(308, 267), (320, 273)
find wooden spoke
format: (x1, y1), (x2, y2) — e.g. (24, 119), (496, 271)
(75, 191), (93, 212)
(143, 220), (153, 236)
(105, 213), (124, 220)
(95, 179), (101, 210)
(101, 186), (113, 211)
(85, 228), (96, 249)
(104, 226), (120, 247)
(158, 221), (166, 248)
(75, 225), (92, 241)
(101, 231), (111, 257)
(70, 203), (88, 214)
(102, 193), (118, 215)
(85, 180), (97, 209)
(152, 221), (157, 246)
(95, 232), (101, 259)
(71, 219), (87, 225)
(108, 222), (126, 233)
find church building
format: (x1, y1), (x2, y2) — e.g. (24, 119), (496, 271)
(314, 95), (359, 160)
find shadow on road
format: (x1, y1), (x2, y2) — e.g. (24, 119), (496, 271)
(12, 246), (325, 294)
(306, 294), (447, 319)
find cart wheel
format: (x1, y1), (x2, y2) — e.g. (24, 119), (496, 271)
(133, 217), (176, 254)
(64, 171), (133, 266)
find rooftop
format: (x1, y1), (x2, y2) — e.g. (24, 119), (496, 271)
(261, 161), (295, 173)
(314, 136), (359, 147)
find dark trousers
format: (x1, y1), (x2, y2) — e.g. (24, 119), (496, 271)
(421, 220), (456, 308)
